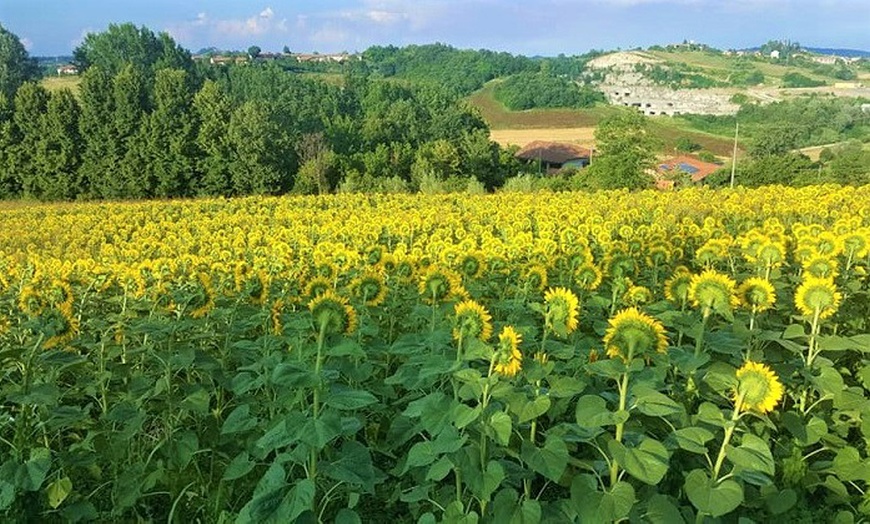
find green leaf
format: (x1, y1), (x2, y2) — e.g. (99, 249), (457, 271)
(521, 436), (568, 482)
(727, 433), (775, 476)
(701, 362), (738, 394)
(512, 500), (541, 524)
(645, 494), (685, 524)
(426, 457), (453, 482)
(46, 476), (72, 509)
(684, 469), (743, 517)
(671, 427), (715, 454)
(511, 396), (551, 424)
(586, 359), (626, 380)
(571, 476), (635, 523)
(24, 448), (51, 491)
(323, 441), (379, 492)
(300, 411), (343, 449)
(608, 438), (670, 485)
(633, 385), (682, 417)
(696, 402), (726, 428)
(223, 452), (256, 481)
(180, 387), (210, 414)
(222, 404), (259, 435)
(489, 411), (512, 446)
(168, 430), (199, 469)
(328, 340), (366, 358)
(782, 324), (805, 339)
(237, 470), (314, 524)
(335, 508), (362, 524)
(0, 480), (13, 511)
(547, 375), (587, 398)
(452, 404), (481, 429)
(831, 447), (870, 482)
(467, 460), (504, 501)
(765, 488), (797, 515)
(576, 395), (616, 428)
(326, 388), (379, 411)
(781, 412), (827, 446)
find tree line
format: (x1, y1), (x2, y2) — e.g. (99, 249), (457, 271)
(0, 24), (522, 201)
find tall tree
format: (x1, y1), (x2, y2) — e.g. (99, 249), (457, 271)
(0, 93), (21, 197)
(0, 24), (39, 99)
(12, 82), (49, 197)
(35, 89), (82, 199)
(147, 68), (197, 197)
(73, 23), (194, 78)
(586, 110), (659, 190)
(77, 66), (115, 197)
(192, 80), (233, 196)
(226, 102), (289, 195)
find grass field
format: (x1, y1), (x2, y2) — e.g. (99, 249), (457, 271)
(40, 75), (82, 95)
(645, 50), (832, 84)
(468, 83), (739, 156)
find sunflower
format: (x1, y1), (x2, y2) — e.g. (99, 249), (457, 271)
(419, 266), (464, 304)
(574, 263), (603, 291)
(794, 276), (841, 320)
(841, 229), (870, 259)
(270, 298), (285, 335)
(802, 254), (838, 279)
(304, 277), (332, 301)
(756, 241), (786, 270)
(624, 285), (652, 306)
(494, 325), (523, 377)
(189, 272), (216, 319)
(524, 264), (548, 292)
(43, 306), (80, 350)
(688, 269), (738, 317)
(18, 283), (44, 317)
(458, 252), (486, 280)
(453, 299), (493, 342)
(664, 267), (692, 306)
(353, 271), (388, 307)
(603, 307), (668, 361)
(543, 287), (580, 338)
(309, 290), (357, 336)
(736, 277), (776, 313)
(242, 270), (270, 305)
(734, 361), (784, 414)
(0, 315), (11, 336)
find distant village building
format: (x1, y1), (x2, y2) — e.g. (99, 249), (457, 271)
(56, 64), (79, 75)
(811, 55), (839, 65)
(291, 53), (353, 63)
(515, 141), (592, 173)
(654, 155), (721, 189)
(769, 50), (781, 60)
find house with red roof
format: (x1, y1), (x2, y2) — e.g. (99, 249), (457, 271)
(655, 155), (722, 189)
(515, 141), (593, 174)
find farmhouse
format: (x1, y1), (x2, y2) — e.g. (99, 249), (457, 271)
(56, 64), (79, 75)
(515, 141), (592, 173)
(654, 155), (721, 189)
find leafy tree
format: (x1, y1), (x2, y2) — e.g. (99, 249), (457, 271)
(293, 132), (336, 194)
(0, 24), (39, 99)
(11, 82), (49, 197)
(828, 141), (870, 185)
(77, 66), (115, 197)
(0, 93), (21, 197)
(73, 23), (194, 78)
(248, 46), (262, 59)
(748, 125), (800, 158)
(226, 101), (290, 195)
(585, 110), (659, 190)
(494, 72), (604, 110)
(35, 89), (82, 199)
(192, 80), (233, 196)
(458, 129), (503, 189)
(147, 68), (197, 197)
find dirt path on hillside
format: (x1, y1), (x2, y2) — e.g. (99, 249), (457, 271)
(489, 128), (597, 147)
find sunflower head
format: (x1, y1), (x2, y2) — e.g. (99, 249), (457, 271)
(453, 299), (493, 342)
(304, 277), (333, 302)
(243, 270), (270, 305)
(353, 271), (388, 307)
(735, 361), (784, 414)
(736, 277), (776, 313)
(603, 307), (668, 361)
(270, 298), (285, 335)
(494, 325), (523, 378)
(189, 272), (216, 319)
(18, 283), (45, 317)
(43, 306), (80, 350)
(458, 252), (486, 279)
(544, 287), (580, 338)
(794, 276), (841, 320)
(624, 285), (652, 307)
(802, 254), (838, 279)
(756, 241), (786, 270)
(688, 269), (738, 317)
(309, 290), (357, 336)
(664, 267), (692, 306)
(419, 266), (463, 304)
(524, 264), (549, 292)
(574, 263), (603, 291)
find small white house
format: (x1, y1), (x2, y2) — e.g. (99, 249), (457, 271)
(769, 50), (781, 59)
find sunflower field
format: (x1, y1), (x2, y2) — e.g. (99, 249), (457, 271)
(2, 185), (870, 523)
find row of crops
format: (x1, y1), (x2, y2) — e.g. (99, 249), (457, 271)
(1, 186), (870, 522)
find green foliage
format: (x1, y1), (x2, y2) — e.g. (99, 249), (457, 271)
(585, 109), (660, 190)
(782, 72), (826, 88)
(73, 22), (194, 78)
(0, 24), (39, 99)
(493, 72), (604, 110)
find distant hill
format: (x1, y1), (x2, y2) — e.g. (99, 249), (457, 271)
(804, 47), (870, 58)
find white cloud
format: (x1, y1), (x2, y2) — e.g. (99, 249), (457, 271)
(260, 8), (274, 20)
(20, 37), (33, 51)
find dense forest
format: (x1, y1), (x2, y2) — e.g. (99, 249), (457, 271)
(0, 24), (525, 200)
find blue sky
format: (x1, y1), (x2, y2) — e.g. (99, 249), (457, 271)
(3, 0), (869, 56)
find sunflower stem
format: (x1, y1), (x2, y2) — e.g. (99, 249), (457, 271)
(309, 316), (329, 502)
(609, 343), (634, 488)
(712, 391), (744, 482)
(694, 309), (710, 357)
(806, 307), (822, 369)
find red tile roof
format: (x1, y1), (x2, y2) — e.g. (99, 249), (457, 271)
(515, 141), (592, 165)
(656, 155), (722, 185)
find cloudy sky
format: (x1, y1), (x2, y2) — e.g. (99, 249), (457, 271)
(3, 0), (869, 56)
